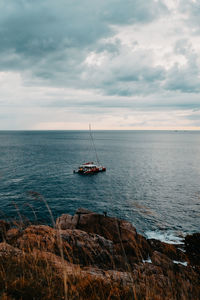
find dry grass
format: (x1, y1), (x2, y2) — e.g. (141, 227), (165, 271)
(0, 196), (136, 300)
(0, 252), (134, 300)
(0, 196), (199, 300)
(1, 229), (198, 300)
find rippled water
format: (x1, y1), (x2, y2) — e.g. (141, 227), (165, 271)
(0, 130), (200, 242)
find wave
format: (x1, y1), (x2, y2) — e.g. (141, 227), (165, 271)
(144, 230), (185, 244)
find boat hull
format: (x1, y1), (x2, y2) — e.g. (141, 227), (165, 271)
(77, 167), (106, 175)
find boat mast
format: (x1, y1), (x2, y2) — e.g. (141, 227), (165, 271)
(89, 124), (100, 164)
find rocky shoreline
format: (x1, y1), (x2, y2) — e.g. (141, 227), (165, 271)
(0, 208), (199, 299)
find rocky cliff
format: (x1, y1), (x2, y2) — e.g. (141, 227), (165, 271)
(0, 208), (199, 299)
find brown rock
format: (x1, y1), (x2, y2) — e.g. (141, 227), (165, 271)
(6, 228), (21, 243)
(0, 242), (22, 257)
(0, 220), (10, 242)
(76, 207), (94, 214)
(185, 233), (200, 265)
(1, 209), (200, 299)
(5, 224), (124, 270)
(9, 225), (59, 254)
(151, 251), (174, 270)
(148, 238), (188, 262)
(60, 229), (116, 269)
(56, 213), (78, 230)
(56, 209), (151, 265)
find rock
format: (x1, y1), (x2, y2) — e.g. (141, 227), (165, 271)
(6, 228), (21, 243)
(4, 224), (124, 270)
(185, 233), (200, 265)
(9, 225), (59, 254)
(76, 207), (93, 214)
(56, 210), (151, 265)
(60, 229), (116, 269)
(148, 238), (188, 263)
(56, 213), (78, 230)
(1, 208), (200, 299)
(56, 208), (93, 230)
(151, 251), (174, 270)
(0, 220), (10, 242)
(0, 242), (22, 257)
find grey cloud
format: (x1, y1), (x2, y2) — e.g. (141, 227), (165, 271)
(0, 0), (167, 53)
(102, 0), (168, 25)
(1, 1), (199, 114)
(106, 87), (133, 97)
(185, 115), (200, 126)
(174, 39), (192, 55)
(96, 39), (122, 55)
(165, 47), (200, 93)
(165, 70), (200, 93)
(0, 0), (171, 100)
(116, 66), (165, 83)
(179, 0), (200, 33)
(88, 47), (167, 97)
(1, 1), (200, 130)
(36, 92), (200, 111)
(186, 113), (200, 121)
(0, 0), (168, 73)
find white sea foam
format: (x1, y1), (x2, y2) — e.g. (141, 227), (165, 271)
(145, 231), (185, 245)
(178, 247), (186, 252)
(173, 261), (188, 266)
(143, 257), (152, 264)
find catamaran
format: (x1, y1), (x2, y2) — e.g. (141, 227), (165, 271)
(74, 125), (106, 175)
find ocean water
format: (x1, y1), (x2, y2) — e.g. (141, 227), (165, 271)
(0, 130), (200, 243)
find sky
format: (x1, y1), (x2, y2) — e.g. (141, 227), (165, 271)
(0, 0), (200, 130)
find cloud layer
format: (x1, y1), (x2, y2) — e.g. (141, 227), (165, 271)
(0, 0), (200, 129)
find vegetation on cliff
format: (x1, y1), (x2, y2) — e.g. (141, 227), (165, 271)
(0, 209), (199, 300)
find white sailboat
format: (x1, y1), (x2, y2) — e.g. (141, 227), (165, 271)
(74, 125), (106, 175)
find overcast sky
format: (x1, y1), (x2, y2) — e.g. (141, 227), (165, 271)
(0, 0), (200, 130)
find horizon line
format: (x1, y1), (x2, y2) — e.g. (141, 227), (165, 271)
(0, 129), (200, 132)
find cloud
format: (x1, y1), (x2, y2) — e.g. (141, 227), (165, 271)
(179, 0), (200, 34)
(0, 0), (168, 80)
(165, 39), (200, 93)
(0, 0), (200, 130)
(0, 1), (167, 56)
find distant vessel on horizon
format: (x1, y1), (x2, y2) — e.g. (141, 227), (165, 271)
(74, 125), (106, 175)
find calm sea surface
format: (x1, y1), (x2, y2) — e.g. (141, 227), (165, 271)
(0, 130), (200, 243)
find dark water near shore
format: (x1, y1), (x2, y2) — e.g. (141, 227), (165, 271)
(0, 130), (200, 243)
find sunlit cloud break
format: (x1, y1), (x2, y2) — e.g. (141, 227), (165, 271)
(0, 0), (200, 130)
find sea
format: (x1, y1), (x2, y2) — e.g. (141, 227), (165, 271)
(0, 130), (200, 244)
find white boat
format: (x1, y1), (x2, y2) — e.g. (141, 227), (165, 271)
(74, 125), (106, 175)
